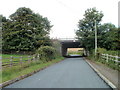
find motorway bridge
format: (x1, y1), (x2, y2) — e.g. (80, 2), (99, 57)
(59, 38), (87, 57)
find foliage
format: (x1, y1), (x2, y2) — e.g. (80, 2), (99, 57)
(51, 39), (61, 55)
(2, 56), (64, 83)
(97, 48), (107, 54)
(76, 7), (119, 51)
(76, 7), (103, 51)
(0, 15), (7, 22)
(36, 46), (56, 62)
(2, 7), (52, 52)
(104, 51), (118, 56)
(87, 48), (119, 71)
(97, 23), (119, 50)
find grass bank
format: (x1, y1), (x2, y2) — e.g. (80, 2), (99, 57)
(87, 49), (119, 71)
(2, 56), (64, 83)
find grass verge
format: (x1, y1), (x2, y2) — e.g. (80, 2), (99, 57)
(86, 56), (120, 71)
(2, 56), (64, 83)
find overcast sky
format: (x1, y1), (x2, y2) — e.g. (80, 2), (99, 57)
(0, 0), (119, 38)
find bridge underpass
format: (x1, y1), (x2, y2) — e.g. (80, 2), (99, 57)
(5, 38), (112, 88)
(61, 42), (84, 57)
(52, 38), (88, 57)
(60, 38), (86, 57)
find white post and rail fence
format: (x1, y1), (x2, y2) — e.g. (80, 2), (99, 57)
(100, 54), (120, 68)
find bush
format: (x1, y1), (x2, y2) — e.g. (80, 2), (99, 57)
(36, 46), (56, 62)
(97, 48), (107, 54)
(97, 48), (118, 56)
(51, 39), (62, 56)
(88, 48), (119, 70)
(105, 51), (118, 56)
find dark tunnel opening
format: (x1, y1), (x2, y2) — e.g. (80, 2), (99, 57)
(61, 42), (86, 58)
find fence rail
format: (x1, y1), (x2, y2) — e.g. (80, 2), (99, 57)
(101, 54), (120, 67)
(2, 55), (39, 68)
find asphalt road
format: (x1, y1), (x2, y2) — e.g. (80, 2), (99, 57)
(5, 57), (111, 88)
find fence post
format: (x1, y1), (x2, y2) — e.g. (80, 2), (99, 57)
(20, 56), (23, 66)
(115, 56), (118, 65)
(28, 56), (31, 64)
(101, 54), (103, 61)
(37, 54), (39, 61)
(106, 54), (108, 63)
(38, 54), (40, 60)
(33, 55), (35, 62)
(10, 56), (13, 67)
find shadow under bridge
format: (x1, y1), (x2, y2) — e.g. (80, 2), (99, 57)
(61, 41), (85, 57)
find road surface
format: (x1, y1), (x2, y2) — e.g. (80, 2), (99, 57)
(5, 57), (111, 88)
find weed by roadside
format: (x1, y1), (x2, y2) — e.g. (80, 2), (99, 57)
(2, 56), (64, 83)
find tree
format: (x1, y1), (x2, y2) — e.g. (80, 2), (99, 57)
(2, 7), (52, 52)
(103, 27), (119, 50)
(97, 23), (118, 50)
(0, 15), (7, 22)
(76, 7), (103, 51)
(76, 7), (119, 51)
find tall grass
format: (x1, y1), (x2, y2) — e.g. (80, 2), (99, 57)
(2, 56), (64, 83)
(88, 48), (119, 70)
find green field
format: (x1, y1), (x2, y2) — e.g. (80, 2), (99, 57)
(67, 51), (84, 56)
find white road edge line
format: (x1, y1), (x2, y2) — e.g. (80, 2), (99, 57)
(84, 58), (117, 89)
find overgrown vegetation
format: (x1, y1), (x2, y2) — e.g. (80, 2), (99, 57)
(1, 7), (64, 84)
(2, 56), (64, 83)
(1, 7), (53, 53)
(76, 7), (119, 51)
(36, 46), (56, 62)
(2, 45), (63, 83)
(76, 7), (119, 70)
(87, 48), (119, 70)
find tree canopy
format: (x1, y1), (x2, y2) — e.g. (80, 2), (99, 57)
(76, 7), (119, 51)
(76, 8), (103, 51)
(2, 7), (53, 52)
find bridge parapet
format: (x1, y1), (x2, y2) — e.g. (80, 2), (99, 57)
(58, 38), (78, 42)
(51, 38), (87, 57)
